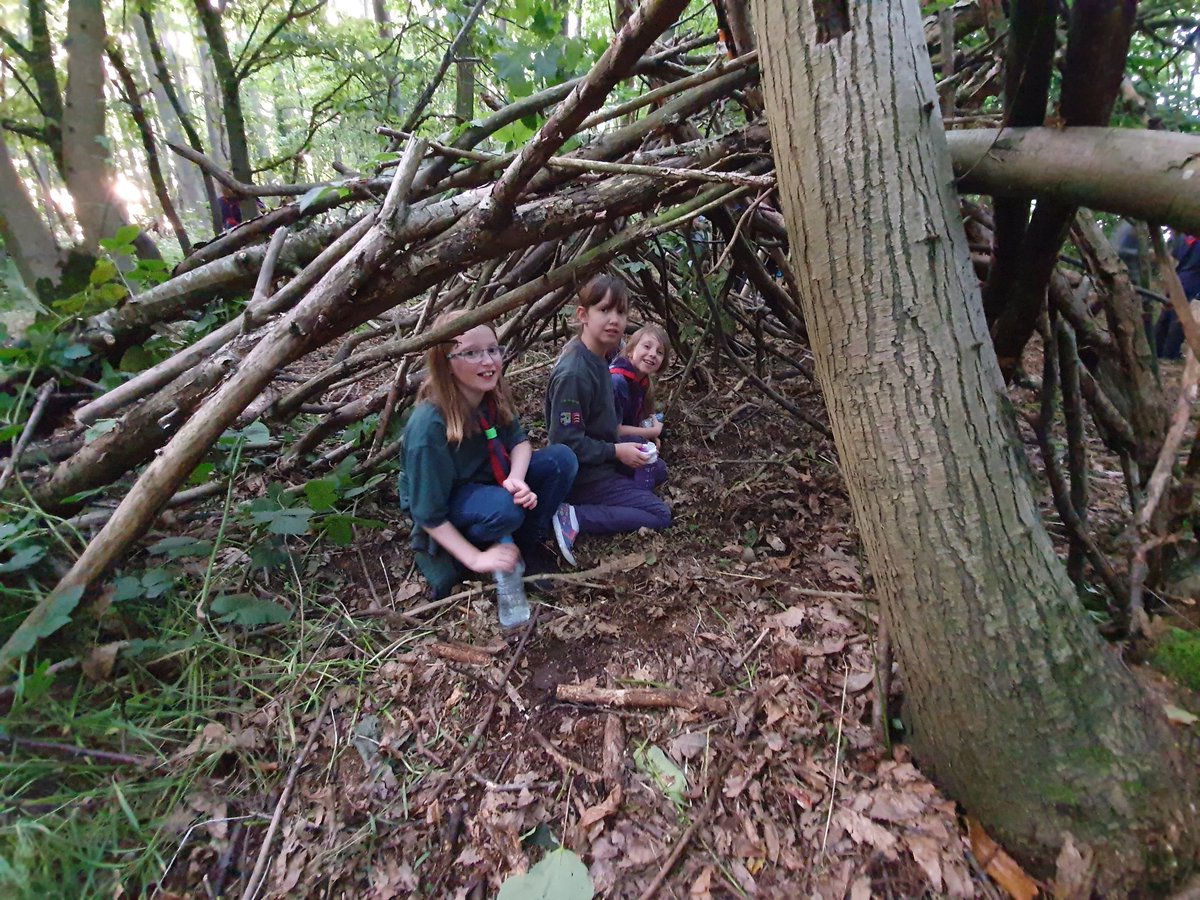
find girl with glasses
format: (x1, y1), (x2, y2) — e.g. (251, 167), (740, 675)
(400, 313), (578, 614)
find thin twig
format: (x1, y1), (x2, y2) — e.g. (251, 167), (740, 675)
(445, 609), (538, 780)
(636, 752), (738, 900)
(240, 693), (334, 900)
(820, 664), (850, 859)
(530, 729), (604, 781)
(4, 734), (156, 768)
(0, 379), (56, 492)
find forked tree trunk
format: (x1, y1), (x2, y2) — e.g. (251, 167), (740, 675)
(753, 0), (1196, 889)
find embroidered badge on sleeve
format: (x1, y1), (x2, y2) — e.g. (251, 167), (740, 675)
(558, 399), (583, 428)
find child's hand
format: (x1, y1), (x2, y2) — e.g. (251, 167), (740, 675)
(615, 442), (649, 468)
(503, 476), (538, 509)
(471, 543), (521, 573)
(643, 419), (663, 439)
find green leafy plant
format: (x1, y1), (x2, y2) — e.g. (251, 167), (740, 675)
(496, 849), (593, 900)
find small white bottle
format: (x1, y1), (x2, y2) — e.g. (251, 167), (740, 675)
(639, 442), (658, 464)
(495, 559), (530, 628)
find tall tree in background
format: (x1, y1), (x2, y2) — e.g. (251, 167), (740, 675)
(0, 0), (161, 293)
(190, 0), (327, 221)
(753, 0), (1196, 890)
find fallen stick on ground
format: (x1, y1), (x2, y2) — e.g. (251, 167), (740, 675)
(446, 610), (539, 781)
(428, 641), (495, 667)
(636, 680), (780, 900)
(636, 752), (738, 900)
(602, 712), (626, 792)
(240, 693), (334, 900)
(556, 683), (729, 714)
(0, 379), (56, 492)
(4, 734), (155, 768)
(530, 728), (604, 781)
(398, 552), (649, 618)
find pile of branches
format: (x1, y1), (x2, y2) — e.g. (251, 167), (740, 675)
(5, 0), (1200, 663)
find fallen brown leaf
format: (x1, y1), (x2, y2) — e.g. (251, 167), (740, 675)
(968, 816), (1040, 900)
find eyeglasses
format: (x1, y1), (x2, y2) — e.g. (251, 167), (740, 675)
(447, 344), (506, 363)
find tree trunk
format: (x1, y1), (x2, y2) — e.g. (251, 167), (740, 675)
(753, 0), (1196, 889)
(27, 0), (65, 168)
(107, 42), (192, 255)
(132, 12), (207, 216)
(0, 130), (62, 292)
(192, 0), (257, 222)
(62, 0), (123, 251)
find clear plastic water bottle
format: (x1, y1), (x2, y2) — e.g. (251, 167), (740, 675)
(640, 412), (665, 429)
(495, 559), (530, 628)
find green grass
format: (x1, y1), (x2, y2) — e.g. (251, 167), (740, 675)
(1, 556), (429, 898)
(1153, 627), (1200, 691)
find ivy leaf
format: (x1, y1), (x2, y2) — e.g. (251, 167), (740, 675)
(496, 849), (593, 900)
(210, 593), (292, 627)
(0, 585), (85, 668)
(113, 575), (144, 602)
(89, 259), (119, 286)
(304, 478), (339, 512)
(322, 515), (354, 546)
(0, 544), (46, 574)
(251, 506), (314, 536)
(119, 345), (155, 372)
(140, 567), (174, 599)
(634, 744), (688, 806)
(114, 225), (141, 246)
(148, 536), (214, 559)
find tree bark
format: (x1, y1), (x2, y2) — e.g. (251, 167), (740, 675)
(947, 127), (1200, 235)
(192, 0), (255, 220)
(754, 0), (1196, 889)
(63, 0), (123, 252)
(0, 129), (62, 291)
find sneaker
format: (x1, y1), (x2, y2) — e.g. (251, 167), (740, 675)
(552, 503), (579, 567)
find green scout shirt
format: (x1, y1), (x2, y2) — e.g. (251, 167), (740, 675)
(544, 338), (618, 489)
(401, 400), (527, 529)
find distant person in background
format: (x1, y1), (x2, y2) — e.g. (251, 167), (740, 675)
(1157, 232), (1200, 360)
(1114, 220), (1154, 349)
(218, 188), (266, 233)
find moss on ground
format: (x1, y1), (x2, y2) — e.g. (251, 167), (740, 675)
(1152, 627), (1200, 691)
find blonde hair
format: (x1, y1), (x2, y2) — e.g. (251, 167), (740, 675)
(625, 323), (671, 417)
(417, 312), (516, 443)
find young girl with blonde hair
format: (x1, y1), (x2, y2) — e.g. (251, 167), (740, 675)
(610, 323), (670, 491)
(401, 314), (577, 609)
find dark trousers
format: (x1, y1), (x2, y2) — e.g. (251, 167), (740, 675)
(1156, 306), (1185, 360)
(616, 436), (668, 491)
(569, 469), (672, 535)
(447, 445), (578, 552)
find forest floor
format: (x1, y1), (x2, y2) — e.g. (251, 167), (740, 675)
(2, 341), (1198, 898)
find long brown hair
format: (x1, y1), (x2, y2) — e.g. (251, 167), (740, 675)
(624, 323), (671, 416)
(417, 312), (516, 443)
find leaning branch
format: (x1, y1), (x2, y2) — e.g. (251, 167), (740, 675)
(947, 128), (1200, 235)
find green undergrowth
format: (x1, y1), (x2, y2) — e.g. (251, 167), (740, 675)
(0, 571), (413, 898)
(1152, 627), (1200, 692)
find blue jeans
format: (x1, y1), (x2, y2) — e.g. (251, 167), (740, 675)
(447, 444), (577, 552)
